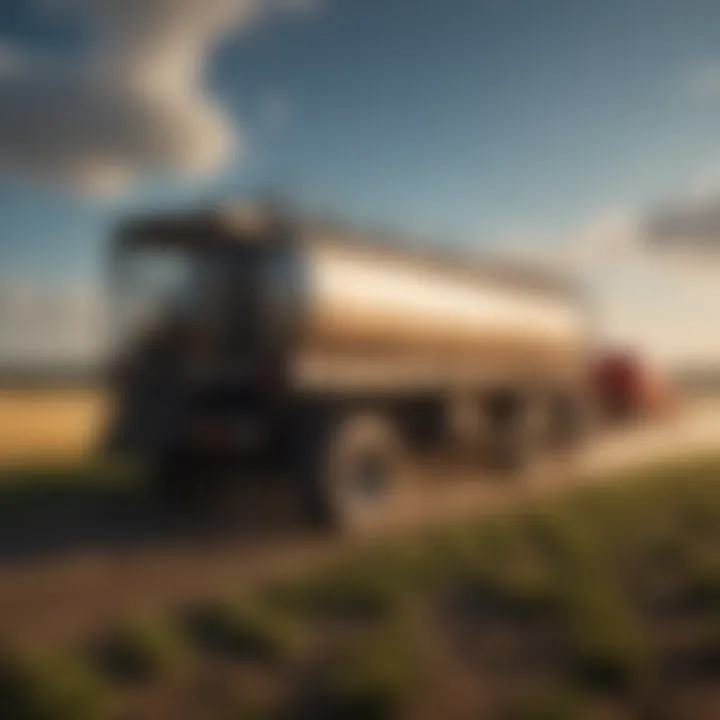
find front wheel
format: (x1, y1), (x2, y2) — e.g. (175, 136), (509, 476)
(298, 411), (405, 534)
(482, 393), (538, 480)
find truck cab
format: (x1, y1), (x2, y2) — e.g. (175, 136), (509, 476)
(104, 206), (295, 468)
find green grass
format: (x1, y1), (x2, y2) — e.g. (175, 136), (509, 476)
(501, 684), (592, 720)
(563, 582), (649, 690)
(0, 650), (110, 720)
(0, 460), (140, 516)
(89, 614), (187, 682)
(318, 621), (419, 720)
(268, 560), (408, 622)
(4, 454), (720, 718)
(183, 598), (297, 663)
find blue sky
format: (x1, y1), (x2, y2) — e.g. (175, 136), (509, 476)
(1, 0), (720, 364)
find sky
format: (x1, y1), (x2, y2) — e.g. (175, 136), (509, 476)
(1, 0), (720, 367)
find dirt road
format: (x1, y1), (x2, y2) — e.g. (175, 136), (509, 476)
(0, 399), (717, 650)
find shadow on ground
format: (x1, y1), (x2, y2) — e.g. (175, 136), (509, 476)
(0, 463), (309, 563)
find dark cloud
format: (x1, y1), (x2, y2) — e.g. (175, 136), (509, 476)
(0, 65), (236, 194)
(645, 196), (720, 249)
(0, 0), (315, 195)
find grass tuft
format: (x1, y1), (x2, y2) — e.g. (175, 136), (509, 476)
(269, 562), (407, 621)
(0, 649), (110, 720)
(318, 621), (418, 720)
(183, 599), (296, 663)
(89, 615), (186, 683)
(563, 583), (649, 690)
(501, 684), (591, 720)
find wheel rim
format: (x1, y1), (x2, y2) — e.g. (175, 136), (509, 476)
(351, 451), (388, 501)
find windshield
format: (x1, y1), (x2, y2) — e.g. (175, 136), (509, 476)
(110, 245), (226, 350)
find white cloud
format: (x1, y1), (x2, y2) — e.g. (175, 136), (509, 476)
(0, 282), (105, 364)
(0, 0), (315, 195)
(551, 209), (642, 273)
(498, 198), (720, 368)
(644, 193), (720, 253)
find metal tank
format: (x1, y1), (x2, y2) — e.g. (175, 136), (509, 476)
(284, 227), (589, 391)
(111, 206), (589, 392)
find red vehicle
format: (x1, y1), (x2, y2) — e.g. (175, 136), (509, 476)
(593, 349), (675, 423)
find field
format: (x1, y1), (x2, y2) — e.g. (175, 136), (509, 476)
(1, 456), (720, 719)
(0, 389), (106, 466)
(1, 387), (720, 718)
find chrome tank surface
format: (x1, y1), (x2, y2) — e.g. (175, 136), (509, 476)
(286, 233), (588, 390)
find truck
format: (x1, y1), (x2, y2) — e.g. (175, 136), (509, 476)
(104, 203), (593, 531)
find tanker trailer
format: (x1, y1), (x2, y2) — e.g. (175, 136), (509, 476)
(104, 204), (593, 531)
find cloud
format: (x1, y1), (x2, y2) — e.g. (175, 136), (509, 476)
(644, 194), (720, 252)
(0, 0), (314, 195)
(499, 194), (720, 367)
(0, 282), (104, 364)
(499, 208), (643, 278)
(552, 209), (642, 273)
(0, 66), (237, 195)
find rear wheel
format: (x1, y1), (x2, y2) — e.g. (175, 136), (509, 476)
(485, 394), (538, 479)
(298, 410), (404, 533)
(547, 393), (594, 457)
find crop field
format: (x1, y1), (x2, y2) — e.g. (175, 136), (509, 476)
(0, 389), (106, 466)
(0, 456), (719, 719)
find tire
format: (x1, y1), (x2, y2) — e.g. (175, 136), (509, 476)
(297, 410), (404, 533)
(486, 398), (536, 479)
(548, 394), (595, 454)
(491, 424), (534, 478)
